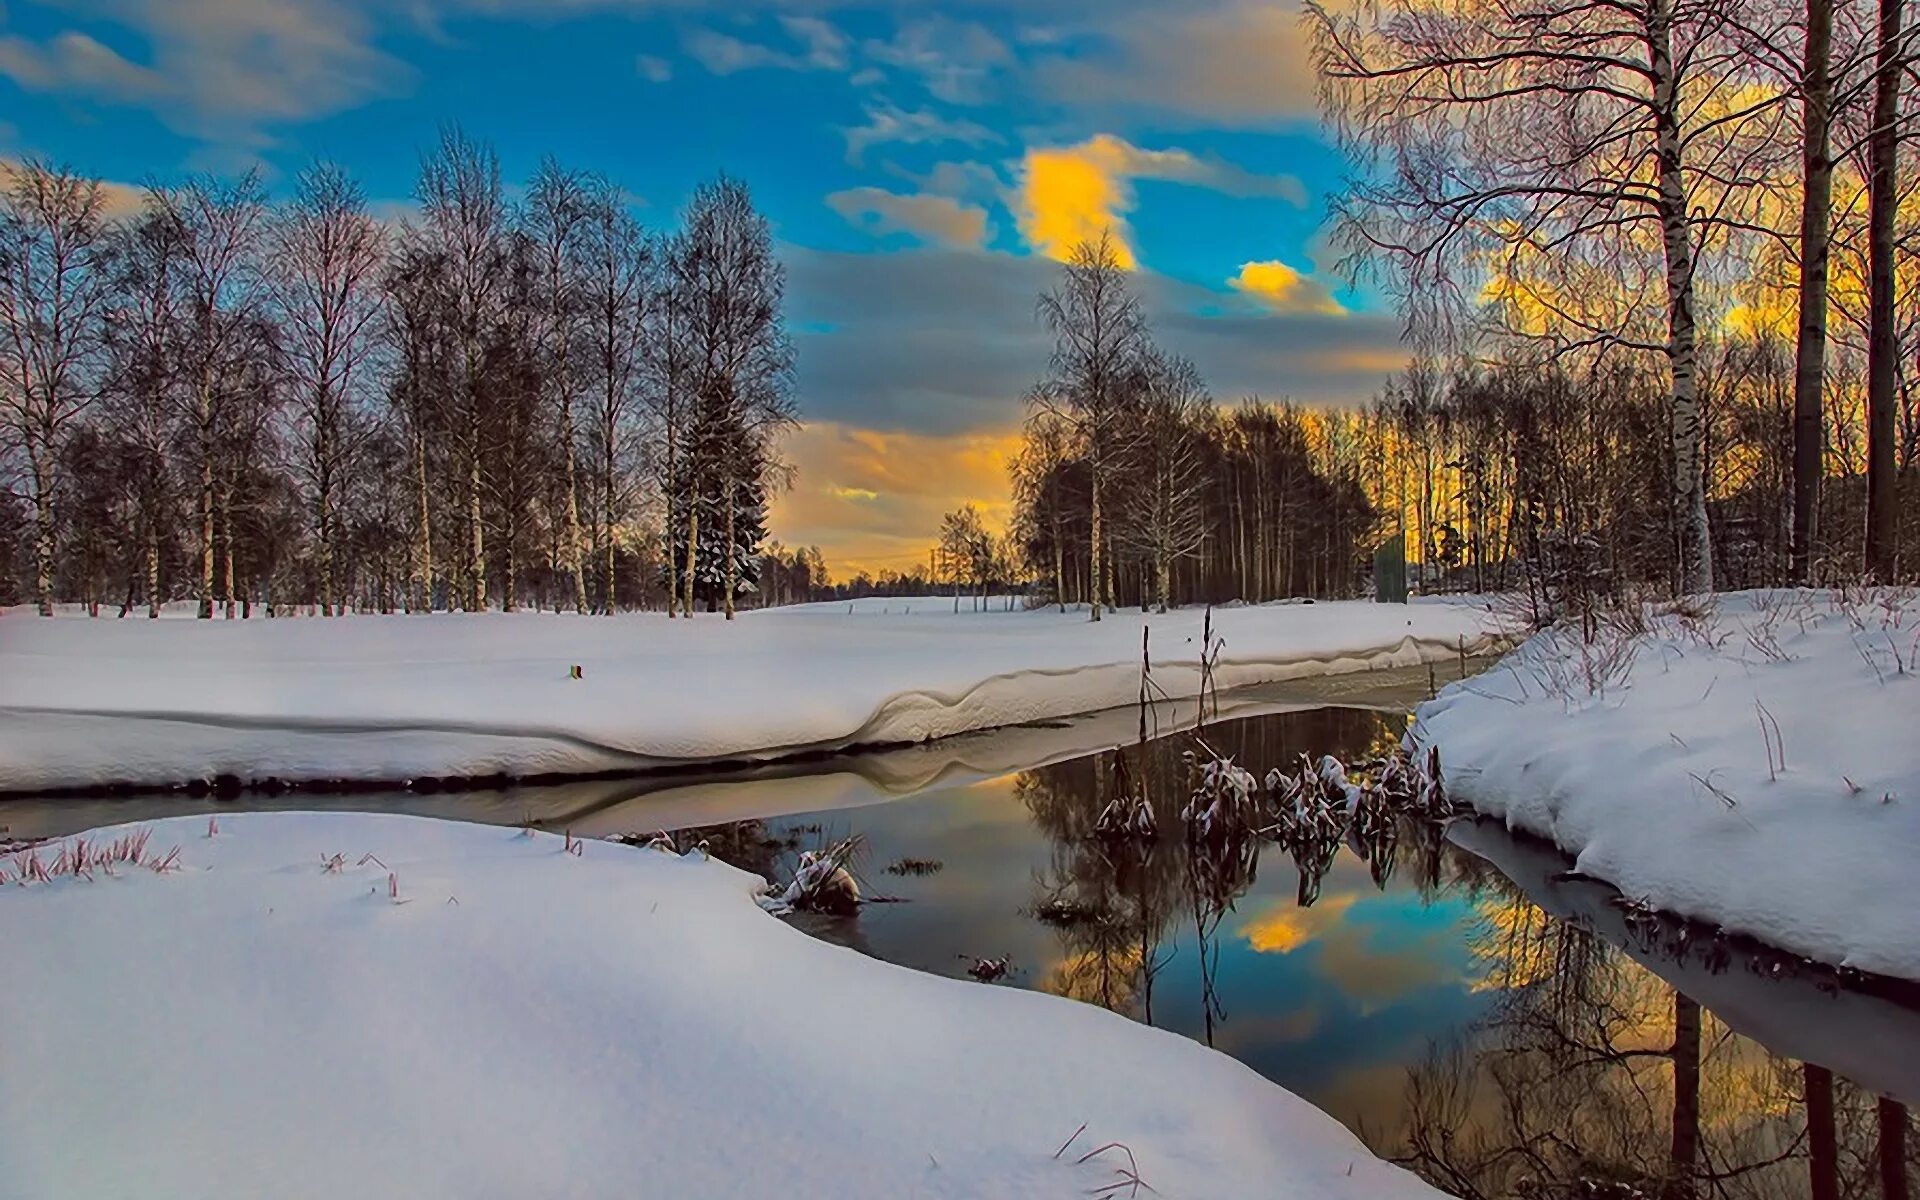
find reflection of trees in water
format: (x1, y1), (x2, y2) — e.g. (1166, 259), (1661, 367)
(1398, 869), (1919, 1199)
(1018, 707), (1397, 1024)
(1012, 705), (1919, 1199)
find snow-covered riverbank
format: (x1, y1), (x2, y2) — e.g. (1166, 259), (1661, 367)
(1417, 588), (1920, 980)
(0, 598), (1507, 793)
(0, 811), (1440, 1199)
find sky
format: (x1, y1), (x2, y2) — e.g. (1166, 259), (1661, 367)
(0, 0), (1413, 578)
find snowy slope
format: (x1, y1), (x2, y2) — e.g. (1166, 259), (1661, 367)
(1417, 589), (1920, 979)
(0, 600), (1506, 792)
(0, 812), (1441, 1200)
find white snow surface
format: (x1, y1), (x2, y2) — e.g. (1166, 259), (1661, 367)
(1416, 588), (1920, 979)
(0, 599), (1506, 791)
(0, 811), (1441, 1199)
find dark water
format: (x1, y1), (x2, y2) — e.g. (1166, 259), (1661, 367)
(673, 707), (1920, 1200)
(10, 692), (1919, 1198)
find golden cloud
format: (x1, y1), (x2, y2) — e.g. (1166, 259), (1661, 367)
(1014, 133), (1304, 267)
(1230, 259), (1345, 315)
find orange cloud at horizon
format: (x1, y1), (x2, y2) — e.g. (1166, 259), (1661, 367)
(767, 420), (1023, 580)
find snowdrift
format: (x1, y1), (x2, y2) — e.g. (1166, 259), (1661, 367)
(0, 811), (1441, 1199)
(1417, 589), (1920, 979)
(0, 599), (1506, 793)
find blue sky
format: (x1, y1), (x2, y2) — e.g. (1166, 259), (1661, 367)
(0, 0), (1412, 573)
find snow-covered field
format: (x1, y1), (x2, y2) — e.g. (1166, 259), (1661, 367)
(0, 811), (1440, 1199)
(0, 598), (1507, 793)
(1417, 588), (1920, 980)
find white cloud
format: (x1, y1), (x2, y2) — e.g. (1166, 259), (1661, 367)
(681, 15), (848, 76)
(841, 101), (1000, 164)
(826, 186), (991, 250)
(635, 54), (673, 83)
(859, 17), (1010, 105)
(0, 0), (406, 142)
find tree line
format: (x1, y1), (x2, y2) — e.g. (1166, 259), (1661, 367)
(987, 234), (1382, 618)
(0, 129), (797, 618)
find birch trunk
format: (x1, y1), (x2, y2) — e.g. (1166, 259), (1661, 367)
(1651, 0), (1714, 594)
(28, 441), (53, 616)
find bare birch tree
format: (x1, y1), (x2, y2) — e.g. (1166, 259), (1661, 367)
(527, 160), (592, 613)
(1310, 0), (1792, 593)
(579, 178), (653, 614)
(1031, 231), (1147, 621)
(1115, 351), (1212, 613)
(416, 126), (508, 611)
(271, 162), (387, 615)
(0, 162), (114, 615)
(153, 172), (268, 618)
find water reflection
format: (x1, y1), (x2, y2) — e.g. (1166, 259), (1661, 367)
(716, 709), (1919, 1199)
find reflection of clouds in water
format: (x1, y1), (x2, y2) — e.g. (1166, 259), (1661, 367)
(1240, 893), (1358, 953)
(1238, 890), (1480, 1009)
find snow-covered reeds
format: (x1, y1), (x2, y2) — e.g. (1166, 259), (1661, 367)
(765, 835), (864, 914)
(1, 827), (180, 885)
(1180, 755), (1261, 840)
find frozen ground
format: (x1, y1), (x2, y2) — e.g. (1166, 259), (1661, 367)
(0, 811), (1441, 1200)
(1417, 588), (1920, 980)
(0, 598), (1507, 792)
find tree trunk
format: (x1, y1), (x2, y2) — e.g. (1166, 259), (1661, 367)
(413, 420), (433, 614)
(683, 479), (699, 619)
(1867, 0), (1903, 581)
(603, 434), (617, 616)
(198, 402), (216, 619)
(145, 514), (161, 619)
(28, 441), (54, 616)
(316, 410), (336, 618)
(1651, 0), (1714, 594)
(220, 482), (237, 620)
(1089, 468), (1104, 622)
(1880, 1098), (1911, 1200)
(723, 474), (737, 620)
(1665, 992), (1702, 1200)
(1806, 1065), (1839, 1200)
(467, 443), (485, 612)
(1792, 0), (1834, 584)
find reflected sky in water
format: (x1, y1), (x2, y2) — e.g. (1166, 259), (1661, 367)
(726, 707), (1920, 1197)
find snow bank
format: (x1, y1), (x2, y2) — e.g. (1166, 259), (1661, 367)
(0, 599), (1506, 792)
(1417, 589), (1920, 979)
(0, 812), (1440, 1199)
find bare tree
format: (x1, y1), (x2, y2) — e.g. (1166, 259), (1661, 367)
(416, 126), (508, 611)
(103, 205), (186, 617)
(579, 178), (653, 614)
(1114, 352), (1211, 613)
(271, 162), (387, 615)
(1032, 231), (1147, 621)
(527, 160), (593, 614)
(153, 172), (268, 618)
(1310, 0), (1794, 594)
(0, 162), (114, 615)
